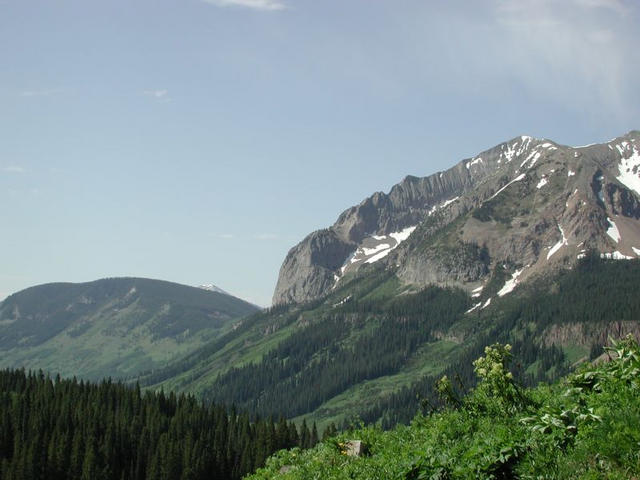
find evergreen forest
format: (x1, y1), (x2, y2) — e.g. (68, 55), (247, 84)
(0, 370), (318, 480)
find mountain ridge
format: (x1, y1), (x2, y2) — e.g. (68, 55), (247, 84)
(273, 131), (640, 304)
(131, 130), (640, 428)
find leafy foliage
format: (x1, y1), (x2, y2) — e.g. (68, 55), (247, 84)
(247, 336), (640, 479)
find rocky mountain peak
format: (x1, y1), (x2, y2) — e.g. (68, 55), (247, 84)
(272, 132), (640, 305)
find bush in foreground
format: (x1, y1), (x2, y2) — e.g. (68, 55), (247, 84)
(248, 336), (640, 479)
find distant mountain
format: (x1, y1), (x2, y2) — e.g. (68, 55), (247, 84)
(139, 131), (640, 429)
(199, 284), (264, 310)
(274, 131), (640, 304)
(0, 277), (259, 379)
(198, 283), (230, 295)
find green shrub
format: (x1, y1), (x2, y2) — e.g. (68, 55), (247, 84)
(246, 337), (640, 480)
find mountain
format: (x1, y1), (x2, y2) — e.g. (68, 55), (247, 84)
(199, 283), (264, 309)
(273, 131), (640, 304)
(198, 283), (230, 295)
(139, 131), (640, 429)
(0, 277), (259, 379)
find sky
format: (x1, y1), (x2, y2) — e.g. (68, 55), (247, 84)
(1, 0), (639, 306)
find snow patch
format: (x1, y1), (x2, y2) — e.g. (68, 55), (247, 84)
(601, 251), (634, 260)
(389, 226), (417, 244)
(536, 177), (548, 189)
(568, 170), (575, 177)
(606, 218), (621, 243)
(633, 247), (640, 256)
(333, 295), (352, 307)
(340, 251), (358, 274)
(466, 302), (482, 314)
(547, 224), (568, 260)
(616, 141), (630, 156)
(489, 173), (526, 200)
(339, 226), (418, 277)
(428, 197), (459, 216)
(502, 136), (533, 163)
(362, 243), (392, 256)
(466, 157), (483, 169)
(616, 147), (640, 196)
(471, 285), (484, 298)
(440, 196), (459, 208)
(595, 174), (605, 203)
(497, 269), (523, 297)
(366, 248), (393, 264)
(199, 284), (228, 295)
(566, 188), (580, 208)
(520, 150), (541, 169)
(481, 298), (491, 309)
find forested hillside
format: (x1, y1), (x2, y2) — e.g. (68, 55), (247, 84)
(0, 277), (259, 380)
(0, 370), (317, 480)
(140, 255), (640, 429)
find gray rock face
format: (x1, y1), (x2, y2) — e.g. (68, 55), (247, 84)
(273, 152), (498, 305)
(344, 440), (367, 457)
(273, 131), (640, 305)
(273, 229), (354, 305)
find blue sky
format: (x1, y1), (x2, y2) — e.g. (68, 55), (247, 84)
(1, 0), (639, 306)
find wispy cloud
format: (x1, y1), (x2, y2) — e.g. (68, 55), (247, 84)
(210, 233), (235, 239)
(20, 89), (61, 98)
(491, 0), (638, 117)
(254, 233), (278, 240)
(143, 89), (169, 98)
(2, 166), (26, 173)
(202, 0), (285, 11)
(143, 89), (171, 103)
(572, 0), (628, 14)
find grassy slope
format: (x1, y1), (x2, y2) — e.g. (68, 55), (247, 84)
(291, 339), (461, 430)
(0, 277), (259, 380)
(248, 337), (640, 479)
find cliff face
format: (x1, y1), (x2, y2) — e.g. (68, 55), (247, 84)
(273, 131), (640, 305)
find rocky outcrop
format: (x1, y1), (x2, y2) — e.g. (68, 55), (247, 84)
(273, 146), (506, 304)
(542, 321), (640, 348)
(273, 230), (354, 305)
(273, 131), (640, 305)
(397, 242), (490, 289)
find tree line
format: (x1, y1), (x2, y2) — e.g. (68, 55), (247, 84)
(0, 369), (319, 480)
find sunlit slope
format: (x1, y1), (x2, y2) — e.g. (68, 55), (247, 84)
(0, 277), (259, 379)
(142, 256), (640, 428)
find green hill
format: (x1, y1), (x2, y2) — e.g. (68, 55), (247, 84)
(0, 277), (259, 380)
